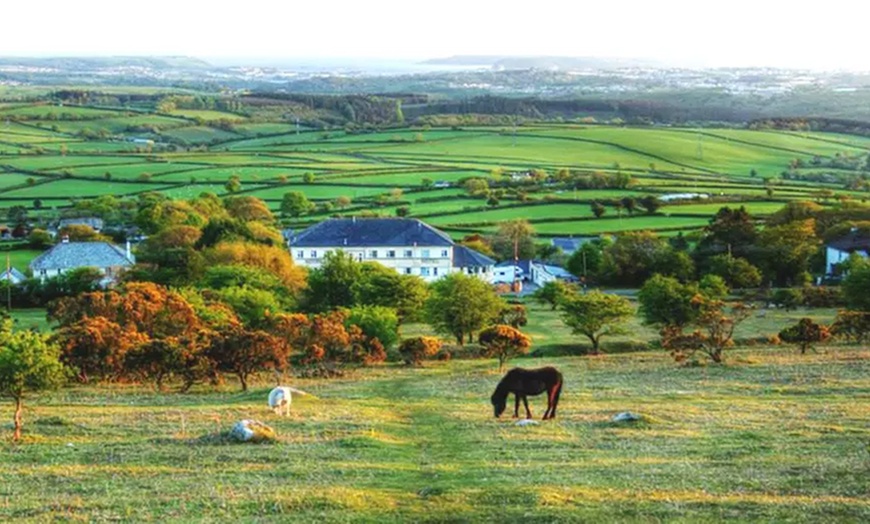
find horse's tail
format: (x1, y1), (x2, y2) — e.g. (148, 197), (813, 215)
(285, 386), (315, 398)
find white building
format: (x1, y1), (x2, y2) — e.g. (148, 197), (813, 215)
(493, 260), (577, 287)
(289, 218), (495, 282)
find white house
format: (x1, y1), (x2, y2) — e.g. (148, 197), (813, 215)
(0, 267), (26, 285)
(29, 238), (135, 285)
(289, 218), (495, 283)
(494, 260), (577, 287)
(825, 229), (870, 275)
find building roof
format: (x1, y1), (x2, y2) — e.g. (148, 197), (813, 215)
(551, 237), (595, 253)
(290, 218), (454, 248)
(30, 242), (134, 271)
(828, 231), (870, 253)
(539, 264), (575, 280)
(0, 268), (26, 282)
(452, 245), (496, 268)
(495, 260), (534, 274)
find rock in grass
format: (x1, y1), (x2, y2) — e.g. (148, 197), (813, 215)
(611, 411), (643, 423)
(514, 419), (540, 427)
(230, 420), (277, 443)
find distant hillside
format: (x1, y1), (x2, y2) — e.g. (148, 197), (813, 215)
(422, 55), (662, 70)
(0, 56), (212, 70)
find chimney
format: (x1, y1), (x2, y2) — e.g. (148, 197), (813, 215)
(61, 235), (69, 244)
(126, 240), (132, 260)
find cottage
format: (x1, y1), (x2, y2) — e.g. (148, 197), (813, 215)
(494, 259), (576, 288)
(550, 237), (597, 256)
(0, 267), (26, 285)
(825, 229), (870, 275)
(289, 218), (494, 282)
(54, 217), (105, 236)
(29, 238), (135, 285)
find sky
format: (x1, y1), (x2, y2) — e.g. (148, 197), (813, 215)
(3, 0), (869, 69)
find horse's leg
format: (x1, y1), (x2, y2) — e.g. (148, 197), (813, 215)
(522, 396), (532, 419)
(543, 387), (554, 420)
(551, 382), (563, 419)
(513, 394), (520, 418)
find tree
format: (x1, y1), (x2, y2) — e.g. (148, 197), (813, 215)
(355, 263), (429, 324)
(335, 196), (352, 209)
(639, 195), (662, 214)
(708, 254), (762, 289)
(637, 274), (699, 332)
(225, 196), (274, 223)
(499, 304), (528, 328)
(206, 327), (288, 391)
(304, 250), (363, 313)
(601, 232), (693, 286)
(479, 325), (532, 371)
(666, 296), (752, 364)
(532, 281), (574, 310)
(757, 219), (820, 286)
(695, 206), (758, 261)
(426, 273), (504, 344)
(486, 195), (500, 207)
(558, 291), (633, 354)
(58, 224), (110, 242)
(491, 220), (536, 261)
(281, 191), (315, 218)
(225, 175), (242, 193)
(7, 206), (28, 226)
(699, 274), (729, 300)
(398, 336), (443, 366)
(831, 310), (870, 344)
(27, 228), (53, 250)
(302, 172), (316, 184)
(621, 197), (637, 215)
(0, 323), (67, 441)
(591, 202), (606, 218)
(566, 239), (609, 281)
(842, 258), (870, 312)
(779, 318), (831, 354)
(346, 305), (399, 349)
(216, 286), (282, 328)
(463, 178), (490, 198)
(396, 206), (410, 217)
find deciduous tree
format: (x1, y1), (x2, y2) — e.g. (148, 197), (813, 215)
(558, 290), (633, 354)
(479, 325), (532, 370)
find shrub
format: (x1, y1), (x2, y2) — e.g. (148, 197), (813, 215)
(830, 310), (870, 344)
(779, 318), (831, 354)
(479, 325), (531, 370)
(800, 286), (844, 308)
(398, 336), (443, 366)
(771, 288), (803, 311)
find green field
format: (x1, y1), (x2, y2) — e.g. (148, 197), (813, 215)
(1, 347), (866, 521)
(2, 108), (869, 236)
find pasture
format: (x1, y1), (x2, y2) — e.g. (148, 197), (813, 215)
(2, 102), (869, 237)
(1, 348), (867, 522)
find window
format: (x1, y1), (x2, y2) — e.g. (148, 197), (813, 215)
(420, 267), (431, 276)
(40, 269), (46, 277)
(404, 268), (412, 275)
(421, 249), (431, 258)
(387, 250), (396, 258)
(369, 250), (378, 258)
(297, 251), (304, 259)
(441, 250), (449, 258)
(310, 250), (317, 258)
(404, 249), (413, 258)
(433, 267), (439, 276)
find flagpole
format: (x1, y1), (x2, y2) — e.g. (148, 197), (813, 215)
(6, 253), (11, 313)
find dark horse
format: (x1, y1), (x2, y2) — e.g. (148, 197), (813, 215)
(491, 366), (563, 420)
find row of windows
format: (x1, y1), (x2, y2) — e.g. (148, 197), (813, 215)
(296, 249), (450, 259)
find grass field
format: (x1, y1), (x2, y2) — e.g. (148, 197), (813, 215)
(1, 347), (866, 522)
(2, 108), (869, 236)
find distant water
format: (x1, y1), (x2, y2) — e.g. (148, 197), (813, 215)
(201, 56), (486, 74)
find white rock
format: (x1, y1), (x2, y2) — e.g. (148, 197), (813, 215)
(514, 419), (540, 427)
(611, 411), (643, 422)
(230, 419), (277, 442)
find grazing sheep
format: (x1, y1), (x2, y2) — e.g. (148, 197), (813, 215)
(268, 386), (309, 416)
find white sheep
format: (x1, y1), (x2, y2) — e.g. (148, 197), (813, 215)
(267, 386), (309, 416)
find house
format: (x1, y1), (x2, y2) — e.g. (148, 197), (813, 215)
(825, 229), (870, 275)
(29, 238), (135, 285)
(433, 181), (452, 189)
(288, 218), (494, 282)
(493, 259), (576, 287)
(0, 267), (26, 285)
